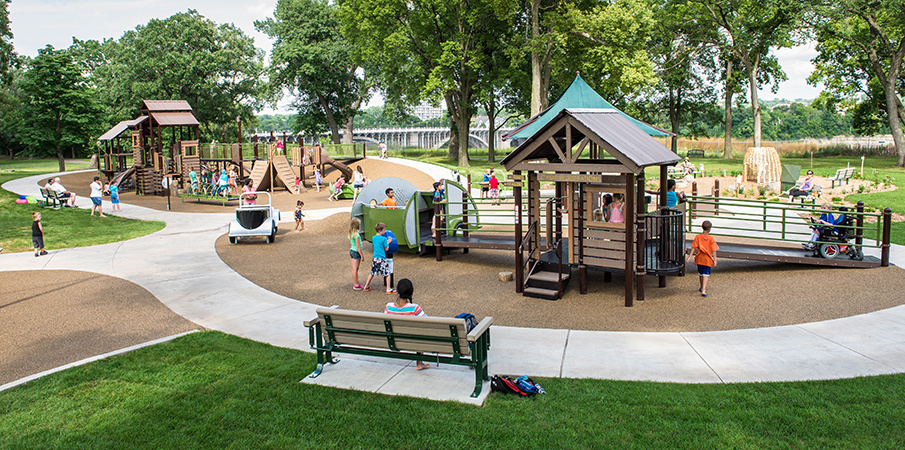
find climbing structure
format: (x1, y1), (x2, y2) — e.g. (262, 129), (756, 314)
(743, 147), (781, 185)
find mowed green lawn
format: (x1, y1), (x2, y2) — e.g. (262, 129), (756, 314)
(1, 331), (903, 448)
(0, 159), (164, 253)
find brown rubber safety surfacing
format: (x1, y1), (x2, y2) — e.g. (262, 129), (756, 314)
(216, 212), (905, 332)
(0, 270), (201, 385)
(51, 158), (435, 214)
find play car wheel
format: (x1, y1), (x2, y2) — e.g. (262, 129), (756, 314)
(819, 243), (840, 259)
(451, 223), (466, 237)
(229, 236), (237, 244)
(266, 232), (275, 244)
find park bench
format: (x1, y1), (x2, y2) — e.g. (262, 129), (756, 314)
(304, 307), (492, 397)
(686, 149), (705, 158)
(826, 167), (856, 188)
(39, 188), (68, 209)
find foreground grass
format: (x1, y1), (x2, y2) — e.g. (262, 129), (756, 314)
(1, 331), (904, 448)
(0, 159), (164, 253)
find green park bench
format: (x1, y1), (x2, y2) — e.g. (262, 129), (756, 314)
(305, 307), (493, 398)
(39, 188), (68, 209)
(827, 167), (856, 188)
(686, 149), (705, 158)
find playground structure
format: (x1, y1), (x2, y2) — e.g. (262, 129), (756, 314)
(743, 147), (782, 185)
(351, 177), (476, 252)
(97, 101), (366, 199)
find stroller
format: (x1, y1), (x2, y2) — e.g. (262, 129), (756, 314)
(807, 207), (863, 260)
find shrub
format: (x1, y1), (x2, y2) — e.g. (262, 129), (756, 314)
(832, 196), (843, 203)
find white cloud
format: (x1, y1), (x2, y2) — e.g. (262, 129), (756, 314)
(758, 42), (824, 101)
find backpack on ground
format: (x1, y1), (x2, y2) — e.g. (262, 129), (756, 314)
(490, 375), (545, 397)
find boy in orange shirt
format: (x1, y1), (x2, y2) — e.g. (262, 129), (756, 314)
(687, 220), (718, 297)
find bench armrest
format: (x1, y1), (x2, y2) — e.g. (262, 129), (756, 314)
(303, 316), (320, 328)
(467, 317), (493, 342)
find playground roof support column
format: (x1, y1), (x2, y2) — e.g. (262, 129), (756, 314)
(636, 172), (646, 301)
(514, 170), (524, 293)
(659, 164), (668, 288)
(624, 172), (635, 307)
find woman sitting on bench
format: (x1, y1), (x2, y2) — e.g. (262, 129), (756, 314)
(789, 170), (816, 201)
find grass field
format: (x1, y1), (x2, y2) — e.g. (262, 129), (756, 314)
(1, 331), (903, 448)
(0, 159), (164, 253)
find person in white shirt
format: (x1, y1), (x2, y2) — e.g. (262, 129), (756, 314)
(89, 176), (105, 217)
(52, 177), (77, 207)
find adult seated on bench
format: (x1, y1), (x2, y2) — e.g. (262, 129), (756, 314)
(788, 170), (816, 202)
(304, 282), (492, 397)
(47, 177), (77, 207)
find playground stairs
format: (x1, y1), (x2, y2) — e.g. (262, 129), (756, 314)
(523, 258), (571, 300)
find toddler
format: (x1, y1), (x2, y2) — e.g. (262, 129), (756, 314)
(294, 201), (306, 232)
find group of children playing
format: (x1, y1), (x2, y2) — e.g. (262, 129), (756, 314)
(349, 218), (397, 294)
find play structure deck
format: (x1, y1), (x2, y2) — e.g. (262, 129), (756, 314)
(713, 241), (881, 268)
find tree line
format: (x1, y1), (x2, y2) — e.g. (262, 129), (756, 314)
(0, 0), (903, 170)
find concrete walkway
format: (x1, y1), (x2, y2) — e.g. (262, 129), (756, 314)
(3, 164), (905, 405)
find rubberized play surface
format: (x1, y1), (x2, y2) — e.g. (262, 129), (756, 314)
(216, 211), (905, 332)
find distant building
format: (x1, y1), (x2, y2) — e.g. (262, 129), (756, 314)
(412, 102), (444, 121)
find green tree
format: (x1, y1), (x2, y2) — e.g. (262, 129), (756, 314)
(685, 0), (803, 151)
(340, 0), (517, 166)
(86, 11), (265, 139)
(0, 0), (13, 86)
(256, 0), (371, 145)
(810, 0), (905, 166)
(18, 46), (102, 171)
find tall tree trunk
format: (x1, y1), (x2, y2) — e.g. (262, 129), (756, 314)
(884, 82), (905, 166)
(455, 115), (470, 167)
(723, 59), (733, 159)
(444, 93), (459, 160)
(530, 0), (542, 117)
(342, 96), (362, 145)
(743, 56), (761, 147)
(485, 100), (497, 163)
(56, 148), (65, 172)
(317, 94), (341, 144)
(668, 87), (680, 154)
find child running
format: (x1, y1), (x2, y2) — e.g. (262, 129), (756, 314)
(294, 201), (306, 232)
(329, 177), (344, 201)
(32, 212), (47, 257)
(686, 220), (719, 297)
(384, 278), (430, 370)
(350, 218), (364, 290)
(363, 222), (396, 294)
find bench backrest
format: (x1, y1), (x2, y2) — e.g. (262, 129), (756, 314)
(317, 308), (471, 356)
(843, 168), (855, 177)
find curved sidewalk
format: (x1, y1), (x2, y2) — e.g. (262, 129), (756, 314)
(3, 164), (905, 404)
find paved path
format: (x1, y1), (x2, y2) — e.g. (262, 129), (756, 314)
(3, 164), (905, 405)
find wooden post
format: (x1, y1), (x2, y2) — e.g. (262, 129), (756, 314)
(462, 194), (469, 255)
(881, 207), (891, 267)
(855, 201), (864, 247)
(713, 179), (720, 216)
(636, 172), (646, 300)
(253, 135), (259, 160)
(658, 165), (668, 288)
(579, 184), (587, 294)
(624, 172), (635, 307)
(514, 170), (523, 293)
(691, 181), (697, 221)
(467, 173), (471, 195)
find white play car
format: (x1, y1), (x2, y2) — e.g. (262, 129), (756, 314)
(228, 191), (281, 244)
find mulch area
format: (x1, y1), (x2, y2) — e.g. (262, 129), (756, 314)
(0, 270), (200, 385)
(216, 211), (905, 332)
(50, 158), (436, 214)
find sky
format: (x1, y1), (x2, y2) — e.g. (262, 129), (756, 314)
(7, 0), (824, 113)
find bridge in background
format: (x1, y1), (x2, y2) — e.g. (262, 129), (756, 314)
(252, 126), (518, 150)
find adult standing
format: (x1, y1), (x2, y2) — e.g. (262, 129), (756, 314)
(51, 177), (77, 207)
(89, 176), (105, 217)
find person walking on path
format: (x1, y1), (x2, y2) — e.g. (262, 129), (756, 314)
(363, 222), (396, 294)
(379, 141), (387, 159)
(384, 278), (430, 370)
(686, 220), (718, 297)
(350, 218), (365, 290)
(108, 182), (121, 212)
(89, 176), (105, 217)
(32, 212), (47, 257)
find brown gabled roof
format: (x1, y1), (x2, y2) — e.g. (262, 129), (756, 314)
(141, 100), (193, 112)
(501, 109), (679, 173)
(150, 112), (200, 127)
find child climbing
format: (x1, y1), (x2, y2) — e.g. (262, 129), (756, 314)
(350, 218), (365, 290)
(294, 201), (306, 232)
(329, 177), (344, 201)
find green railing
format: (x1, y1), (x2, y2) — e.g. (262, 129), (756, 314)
(432, 196), (557, 235)
(684, 194), (888, 250)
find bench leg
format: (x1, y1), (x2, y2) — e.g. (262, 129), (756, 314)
(307, 349), (339, 378)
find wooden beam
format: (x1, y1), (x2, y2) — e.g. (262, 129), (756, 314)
(503, 115), (570, 170)
(509, 162), (633, 173)
(565, 120), (572, 162)
(624, 172), (634, 307)
(547, 137), (567, 162)
(573, 137), (590, 163)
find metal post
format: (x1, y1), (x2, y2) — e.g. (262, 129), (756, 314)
(435, 203), (443, 262)
(881, 207), (891, 267)
(855, 201), (864, 247)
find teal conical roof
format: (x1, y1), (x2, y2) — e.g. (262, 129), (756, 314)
(506, 74), (671, 139)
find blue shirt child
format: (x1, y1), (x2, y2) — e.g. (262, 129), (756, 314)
(372, 233), (388, 259)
